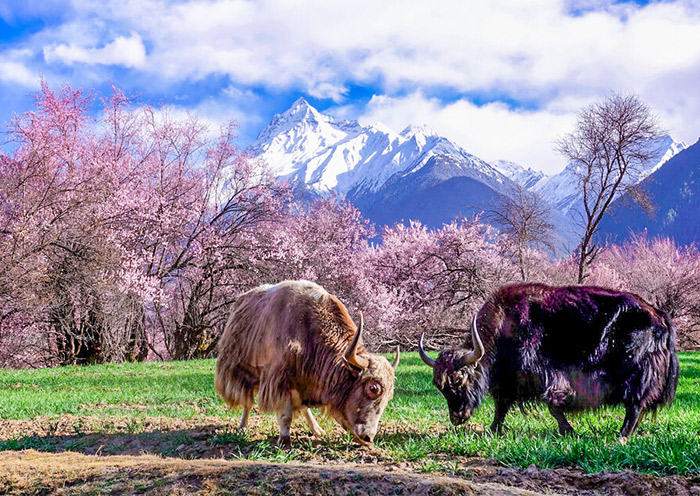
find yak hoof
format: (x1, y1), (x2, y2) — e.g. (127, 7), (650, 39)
(312, 427), (327, 438)
(619, 435), (629, 446)
(559, 425), (575, 437)
(277, 435), (292, 449)
(489, 423), (503, 435)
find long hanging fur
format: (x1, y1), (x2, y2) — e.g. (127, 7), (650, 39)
(215, 280), (396, 429)
(427, 283), (679, 437)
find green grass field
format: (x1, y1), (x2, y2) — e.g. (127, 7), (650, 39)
(1, 352), (698, 475)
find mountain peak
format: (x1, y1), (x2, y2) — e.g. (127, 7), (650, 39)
(284, 96), (322, 121)
(252, 97), (327, 143)
(400, 124), (438, 138)
(248, 99), (511, 197)
(292, 96), (309, 106)
(289, 96), (312, 112)
(494, 160), (547, 189)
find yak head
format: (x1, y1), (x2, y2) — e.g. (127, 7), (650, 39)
(419, 315), (487, 426)
(333, 313), (400, 446)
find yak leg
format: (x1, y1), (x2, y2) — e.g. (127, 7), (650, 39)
(619, 404), (642, 445)
(238, 406), (250, 430)
(276, 396), (293, 448)
(238, 394), (254, 430)
(238, 393), (255, 430)
(490, 397), (513, 434)
(548, 404), (575, 436)
(303, 408), (326, 438)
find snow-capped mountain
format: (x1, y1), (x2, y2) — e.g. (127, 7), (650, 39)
(531, 135), (687, 216)
(249, 97), (509, 196)
(249, 98), (377, 193)
(248, 98), (515, 229)
(493, 160), (546, 190)
(635, 136), (687, 182)
(243, 97), (690, 250)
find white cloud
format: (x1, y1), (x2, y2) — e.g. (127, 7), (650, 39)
(54, 1), (697, 130)
(355, 92), (575, 175)
(3, 0), (700, 164)
(222, 85), (260, 102)
(0, 55), (40, 88)
(306, 82), (348, 103)
(11, 1), (700, 100)
(44, 33), (146, 68)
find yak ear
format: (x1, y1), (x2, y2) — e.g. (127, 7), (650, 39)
(344, 312), (369, 371)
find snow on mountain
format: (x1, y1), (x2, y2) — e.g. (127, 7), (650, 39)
(635, 135), (687, 182)
(243, 98), (687, 250)
(532, 135), (687, 216)
(248, 98), (369, 192)
(400, 124), (439, 139)
(598, 138), (700, 245)
(248, 98), (509, 198)
(531, 162), (586, 215)
(493, 160), (546, 190)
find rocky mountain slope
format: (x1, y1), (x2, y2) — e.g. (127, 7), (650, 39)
(243, 98), (694, 247)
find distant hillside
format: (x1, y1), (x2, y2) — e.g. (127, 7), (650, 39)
(598, 139), (700, 245)
(349, 154), (503, 229)
(245, 98), (521, 230)
(532, 135), (686, 217)
(238, 98), (692, 252)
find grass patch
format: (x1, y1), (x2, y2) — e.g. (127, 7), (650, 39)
(1, 352), (699, 475)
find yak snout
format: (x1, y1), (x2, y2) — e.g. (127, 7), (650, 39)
(449, 408), (472, 426)
(352, 423), (376, 445)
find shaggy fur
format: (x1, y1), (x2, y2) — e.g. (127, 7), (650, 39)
(428, 283), (679, 441)
(215, 280), (397, 446)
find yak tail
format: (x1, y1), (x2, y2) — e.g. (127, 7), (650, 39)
(659, 311), (680, 408)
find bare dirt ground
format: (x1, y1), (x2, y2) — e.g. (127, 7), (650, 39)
(1, 416), (699, 495)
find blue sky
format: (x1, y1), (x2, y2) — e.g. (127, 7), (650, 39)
(1, 0), (699, 174)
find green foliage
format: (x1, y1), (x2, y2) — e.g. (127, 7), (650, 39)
(1, 353), (699, 475)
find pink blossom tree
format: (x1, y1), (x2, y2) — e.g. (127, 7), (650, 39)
(0, 82), (290, 365)
(361, 218), (517, 349)
(591, 233), (700, 348)
(0, 82), (121, 365)
(250, 194), (374, 302)
(96, 92), (291, 361)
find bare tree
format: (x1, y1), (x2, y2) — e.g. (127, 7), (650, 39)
(556, 93), (665, 283)
(488, 184), (555, 281)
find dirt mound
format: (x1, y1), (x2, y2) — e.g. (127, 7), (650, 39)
(0, 450), (537, 496)
(1, 450), (699, 496)
(482, 462), (700, 496)
(1, 416), (699, 495)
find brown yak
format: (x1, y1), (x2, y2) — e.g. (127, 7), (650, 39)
(215, 280), (399, 447)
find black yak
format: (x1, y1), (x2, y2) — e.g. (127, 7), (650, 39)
(419, 283), (679, 442)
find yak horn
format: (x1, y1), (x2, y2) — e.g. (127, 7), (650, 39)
(418, 333), (436, 368)
(345, 312), (368, 370)
(391, 345), (400, 370)
(458, 314), (485, 367)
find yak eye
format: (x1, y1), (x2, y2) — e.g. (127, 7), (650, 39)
(364, 380), (382, 399)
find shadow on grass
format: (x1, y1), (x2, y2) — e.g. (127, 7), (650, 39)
(0, 423), (385, 464)
(0, 420), (485, 464)
(2, 417), (698, 477)
(0, 424), (284, 460)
